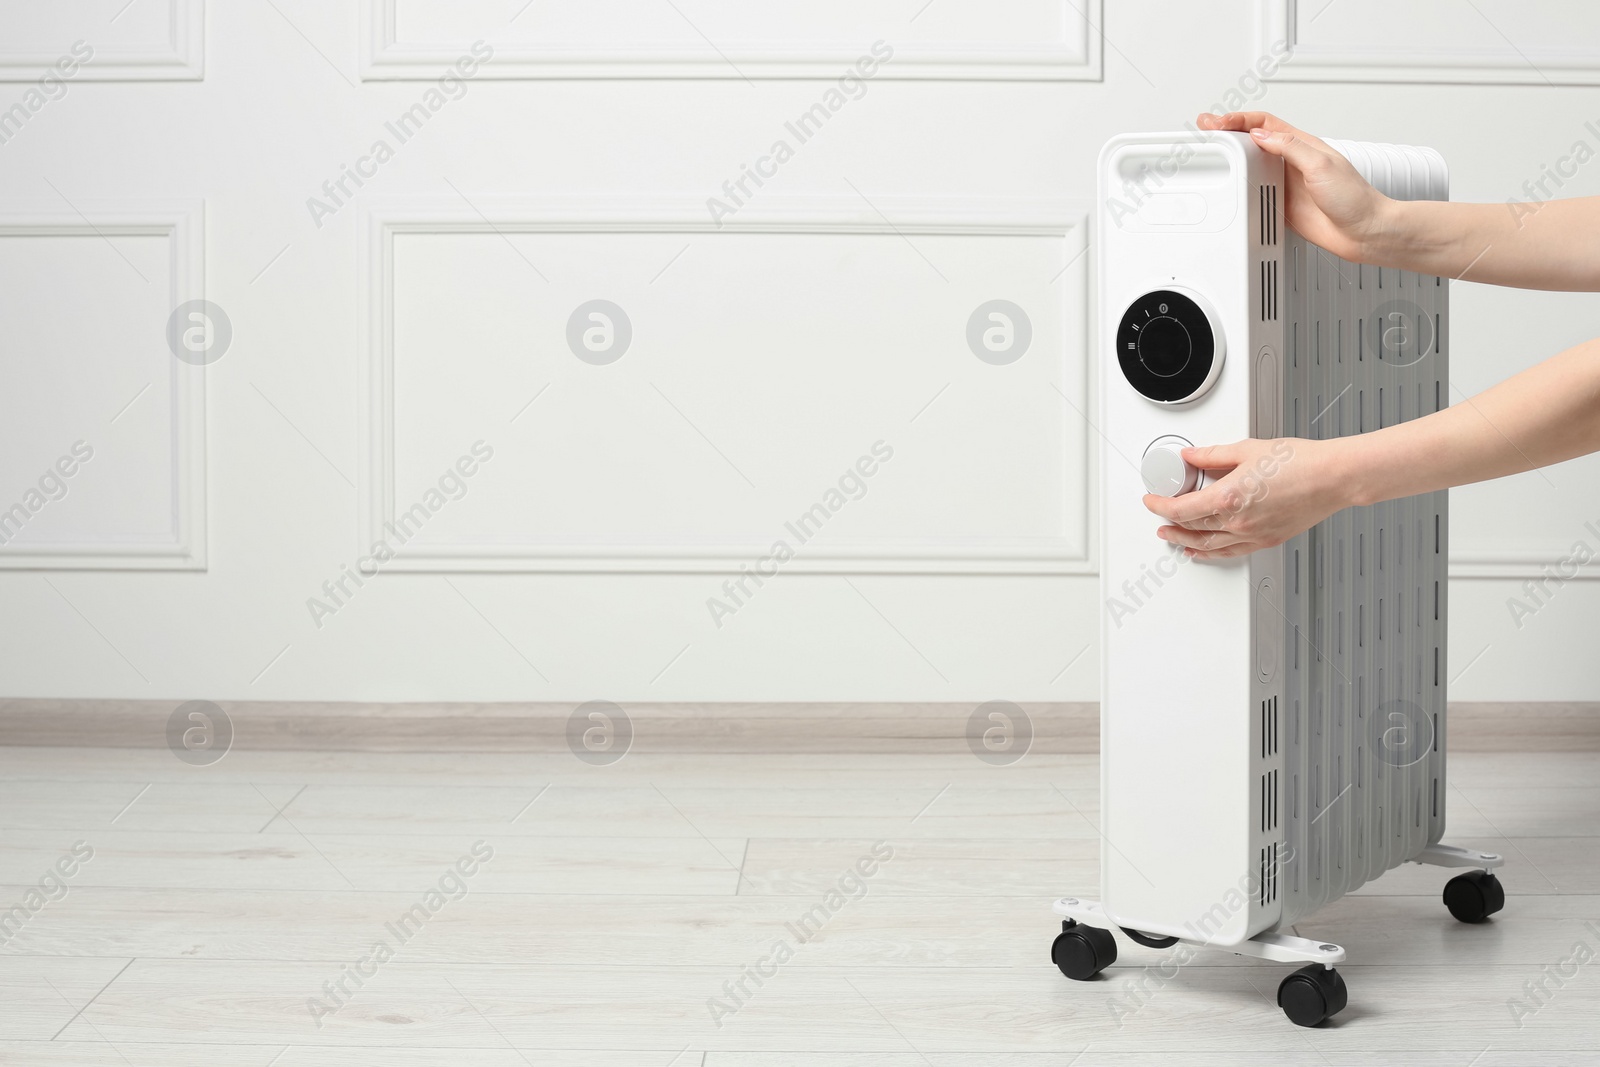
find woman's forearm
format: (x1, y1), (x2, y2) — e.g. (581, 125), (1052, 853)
(1369, 197), (1600, 291)
(1335, 336), (1600, 507)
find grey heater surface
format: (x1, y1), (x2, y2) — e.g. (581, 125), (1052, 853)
(1276, 140), (1449, 924)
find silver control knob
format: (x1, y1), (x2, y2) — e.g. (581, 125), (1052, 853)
(1141, 435), (1200, 497)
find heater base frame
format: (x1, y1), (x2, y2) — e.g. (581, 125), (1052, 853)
(1052, 834), (1504, 970)
(1051, 896), (1346, 965)
(1411, 843), (1506, 871)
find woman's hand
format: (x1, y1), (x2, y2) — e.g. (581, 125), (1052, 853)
(1196, 111), (1398, 264)
(1142, 437), (1356, 561)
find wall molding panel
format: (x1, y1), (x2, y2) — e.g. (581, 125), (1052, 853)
(0, 0), (203, 81)
(362, 196), (1091, 575)
(362, 0), (1103, 81)
(0, 202), (207, 570)
(1451, 555), (1600, 581)
(1259, 0), (1600, 85)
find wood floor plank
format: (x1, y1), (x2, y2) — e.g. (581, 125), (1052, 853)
(276, 1051), (705, 1067)
(1452, 787), (1600, 838)
(0, 778), (1096, 856)
(248, 783), (1098, 841)
(738, 837), (1097, 898)
(0, 747), (1100, 789)
(0, 780), (313, 835)
(0, 957), (135, 1042)
(1, 888), (1597, 970)
(0, 1042), (703, 1066)
(0, 779), (1007, 841)
(0, 1042), (285, 1066)
(9, 1045), (1592, 1067)
(0, 831), (746, 895)
(43, 960), (1600, 1052)
(1446, 752), (1600, 789)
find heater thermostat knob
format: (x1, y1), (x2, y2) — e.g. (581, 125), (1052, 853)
(1141, 436), (1200, 497)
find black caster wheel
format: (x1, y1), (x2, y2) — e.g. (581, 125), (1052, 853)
(1051, 919), (1118, 981)
(1444, 870), (1505, 924)
(1277, 964), (1348, 1027)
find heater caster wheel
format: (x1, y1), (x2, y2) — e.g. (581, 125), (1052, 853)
(1444, 870), (1505, 924)
(1052, 919), (1118, 981)
(1277, 964), (1347, 1027)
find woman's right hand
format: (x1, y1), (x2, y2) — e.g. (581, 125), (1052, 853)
(1196, 111), (1398, 264)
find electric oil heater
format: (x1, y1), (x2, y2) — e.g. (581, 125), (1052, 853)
(1052, 131), (1505, 1027)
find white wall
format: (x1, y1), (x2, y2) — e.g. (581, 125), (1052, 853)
(0, 0), (1597, 703)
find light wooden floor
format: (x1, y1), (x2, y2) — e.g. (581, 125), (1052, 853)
(1, 743), (1598, 1065)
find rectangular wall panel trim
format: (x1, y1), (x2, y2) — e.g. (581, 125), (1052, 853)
(0, 0), (203, 81)
(361, 0), (1102, 81)
(361, 197), (1091, 574)
(1258, 0), (1600, 85)
(1451, 555), (1600, 580)
(0, 202), (207, 570)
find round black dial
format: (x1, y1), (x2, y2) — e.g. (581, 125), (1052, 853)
(1116, 289), (1216, 403)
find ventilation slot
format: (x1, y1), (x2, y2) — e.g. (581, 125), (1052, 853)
(1258, 842), (1279, 906)
(1260, 770), (1278, 833)
(1258, 184), (1278, 246)
(1260, 696), (1279, 758)
(1259, 259), (1278, 322)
